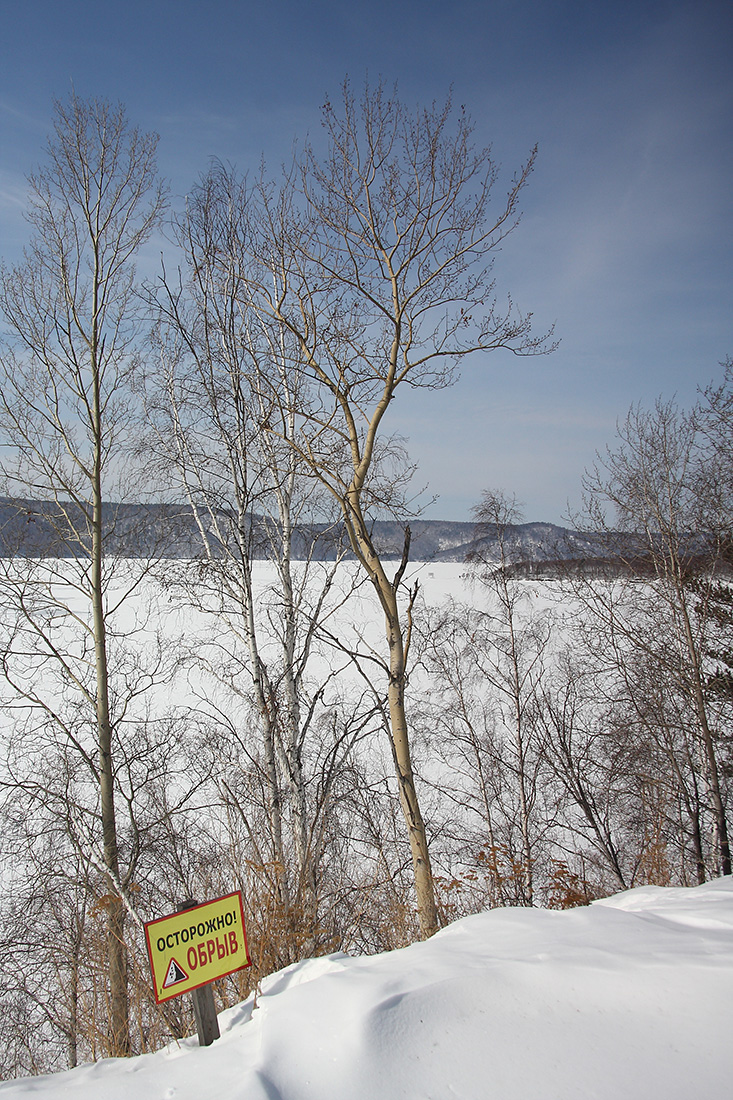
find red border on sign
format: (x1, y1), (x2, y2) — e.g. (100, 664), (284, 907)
(144, 890), (251, 1004)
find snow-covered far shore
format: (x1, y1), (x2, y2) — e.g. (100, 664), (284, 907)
(2, 877), (732, 1099)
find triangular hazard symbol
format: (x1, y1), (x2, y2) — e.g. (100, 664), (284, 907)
(163, 957), (188, 988)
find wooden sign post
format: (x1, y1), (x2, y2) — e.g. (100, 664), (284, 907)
(177, 899), (220, 1046)
(144, 891), (251, 1047)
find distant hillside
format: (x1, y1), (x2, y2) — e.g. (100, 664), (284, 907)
(363, 518), (606, 566)
(0, 498), (704, 572)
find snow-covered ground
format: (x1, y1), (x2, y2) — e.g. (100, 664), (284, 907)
(2, 877), (731, 1099)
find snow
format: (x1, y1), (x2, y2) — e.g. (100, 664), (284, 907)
(2, 878), (732, 1099)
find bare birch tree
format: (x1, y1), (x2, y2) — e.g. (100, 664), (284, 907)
(146, 163), (368, 963)
(232, 82), (555, 937)
(0, 95), (166, 1055)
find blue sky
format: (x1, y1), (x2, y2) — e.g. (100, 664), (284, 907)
(1, 0), (731, 523)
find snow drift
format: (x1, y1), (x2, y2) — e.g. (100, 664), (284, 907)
(1, 878), (731, 1099)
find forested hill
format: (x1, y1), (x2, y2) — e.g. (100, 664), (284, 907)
(0, 498), (669, 568)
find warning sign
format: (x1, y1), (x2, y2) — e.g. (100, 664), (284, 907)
(144, 891), (251, 1003)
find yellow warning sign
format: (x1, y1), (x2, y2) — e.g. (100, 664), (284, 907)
(144, 892), (251, 1003)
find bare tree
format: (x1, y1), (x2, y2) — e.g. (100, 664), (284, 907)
(417, 492), (552, 908)
(697, 357), (733, 533)
(0, 95), (167, 1055)
(146, 162), (371, 963)
(577, 398), (731, 877)
(232, 82), (554, 937)
(464, 491), (552, 904)
(536, 647), (656, 892)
